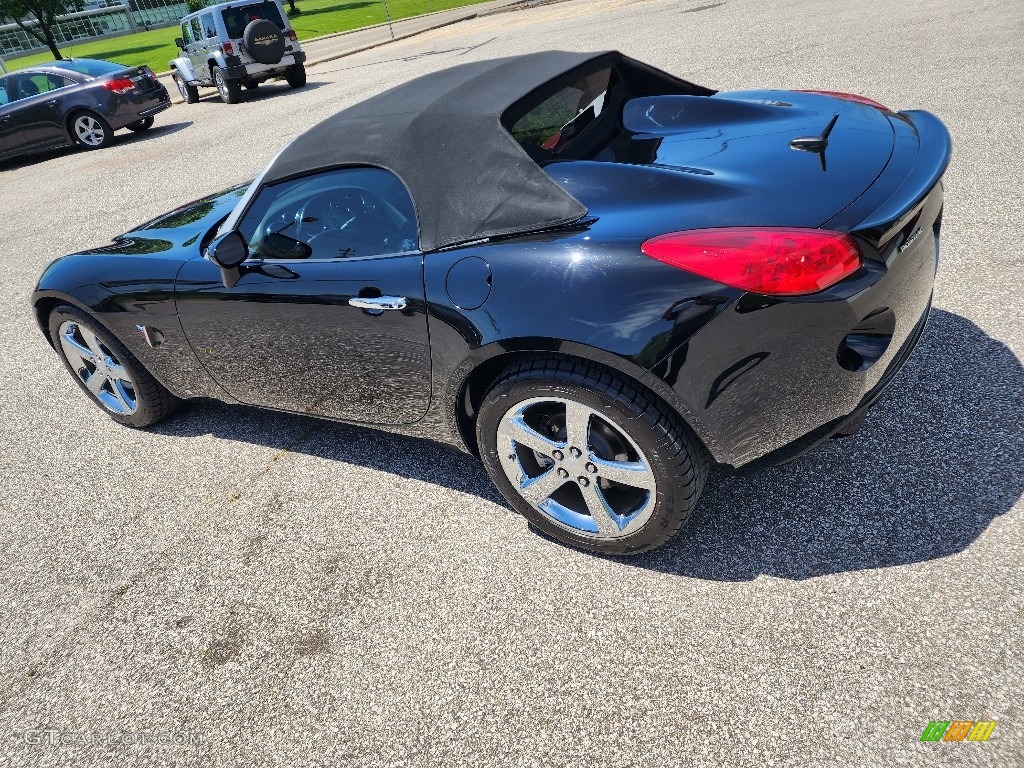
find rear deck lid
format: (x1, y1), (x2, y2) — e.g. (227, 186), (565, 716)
(610, 90), (896, 226)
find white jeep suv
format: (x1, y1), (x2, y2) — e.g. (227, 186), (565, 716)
(170, 0), (306, 104)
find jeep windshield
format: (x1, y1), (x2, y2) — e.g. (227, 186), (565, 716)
(221, 1), (286, 39)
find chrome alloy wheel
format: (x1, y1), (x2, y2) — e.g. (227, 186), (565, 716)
(176, 77), (189, 100)
(58, 321), (138, 415)
(496, 396), (658, 538)
(73, 114), (106, 147)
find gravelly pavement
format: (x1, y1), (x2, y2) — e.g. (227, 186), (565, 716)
(1, 0), (1021, 766)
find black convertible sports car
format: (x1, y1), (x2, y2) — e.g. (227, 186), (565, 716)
(33, 51), (950, 554)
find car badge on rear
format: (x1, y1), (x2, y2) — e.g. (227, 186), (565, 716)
(899, 226), (924, 252)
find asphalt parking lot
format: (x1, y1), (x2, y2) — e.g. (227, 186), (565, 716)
(1, 0), (1022, 765)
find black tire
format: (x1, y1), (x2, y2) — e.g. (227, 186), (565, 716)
(477, 358), (707, 555)
(213, 67), (241, 104)
(285, 62), (306, 88)
(48, 304), (179, 428)
(173, 74), (199, 104)
(68, 110), (114, 150)
(127, 116), (155, 132)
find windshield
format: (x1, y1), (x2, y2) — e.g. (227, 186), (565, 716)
(222, 2), (286, 39)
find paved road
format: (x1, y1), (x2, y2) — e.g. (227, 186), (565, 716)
(1, 0), (1022, 766)
(155, 0), (525, 100)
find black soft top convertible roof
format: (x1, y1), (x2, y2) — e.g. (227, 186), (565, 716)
(261, 50), (709, 252)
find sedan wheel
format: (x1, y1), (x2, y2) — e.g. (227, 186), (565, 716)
(70, 112), (113, 149)
(127, 116), (155, 132)
(48, 304), (179, 427)
(477, 359), (707, 555)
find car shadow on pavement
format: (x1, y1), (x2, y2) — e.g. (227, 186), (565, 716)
(152, 308), (1022, 579)
(196, 81), (328, 104)
(0, 122), (194, 171)
(627, 308), (1024, 580)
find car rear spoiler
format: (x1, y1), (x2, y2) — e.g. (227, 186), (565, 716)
(851, 110), (952, 247)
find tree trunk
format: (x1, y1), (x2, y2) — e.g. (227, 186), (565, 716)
(43, 28), (64, 60)
(12, 16), (63, 60)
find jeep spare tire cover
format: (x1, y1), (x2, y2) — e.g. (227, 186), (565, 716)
(243, 20), (286, 65)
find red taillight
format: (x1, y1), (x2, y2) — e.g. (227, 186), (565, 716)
(223, 41), (235, 55)
(796, 90), (890, 111)
(286, 29), (297, 41)
(640, 228), (862, 296)
(103, 78), (135, 94)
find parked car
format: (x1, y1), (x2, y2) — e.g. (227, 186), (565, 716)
(33, 51), (950, 555)
(169, 0), (306, 104)
(0, 58), (170, 162)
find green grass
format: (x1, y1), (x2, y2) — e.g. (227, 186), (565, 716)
(1, 0), (491, 75)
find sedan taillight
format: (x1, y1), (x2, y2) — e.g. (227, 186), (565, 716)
(103, 78), (135, 94)
(640, 228), (862, 296)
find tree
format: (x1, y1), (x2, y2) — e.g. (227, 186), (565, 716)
(0, 0), (84, 61)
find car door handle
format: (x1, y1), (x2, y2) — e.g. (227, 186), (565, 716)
(348, 295), (407, 311)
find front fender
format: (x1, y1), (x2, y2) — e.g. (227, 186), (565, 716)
(207, 51), (229, 70)
(31, 256), (232, 403)
(169, 56), (198, 83)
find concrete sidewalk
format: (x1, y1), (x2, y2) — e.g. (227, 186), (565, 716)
(158, 0), (526, 103)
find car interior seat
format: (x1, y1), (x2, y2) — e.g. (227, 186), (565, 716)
(19, 79), (40, 99)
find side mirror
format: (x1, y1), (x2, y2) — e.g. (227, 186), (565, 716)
(263, 232), (313, 260)
(208, 230), (248, 268)
(207, 231), (248, 288)
(175, 37), (185, 49)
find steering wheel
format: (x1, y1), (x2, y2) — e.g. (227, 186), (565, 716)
(294, 190), (367, 242)
(295, 188), (406, 256)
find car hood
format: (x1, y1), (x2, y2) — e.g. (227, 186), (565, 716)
(103, 183), (250, 255)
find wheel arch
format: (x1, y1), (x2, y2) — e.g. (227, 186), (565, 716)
(33, 291), (94, 348)
(449, 339), (718, 463)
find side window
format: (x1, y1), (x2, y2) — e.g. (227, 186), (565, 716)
(181, 21), (193, 46)
(0, 80), (9, 106)
(238, 167), (418, 261)
(190, 17), (203, 42)
(200, 12), (217, 40)
(7, 73), (62, 101)
(43, 74), (71, 92)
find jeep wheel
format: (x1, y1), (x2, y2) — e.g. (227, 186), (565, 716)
(285, 62), (306, 88)
(213, 67), (242, 104)
(174, 74), (199, 104)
